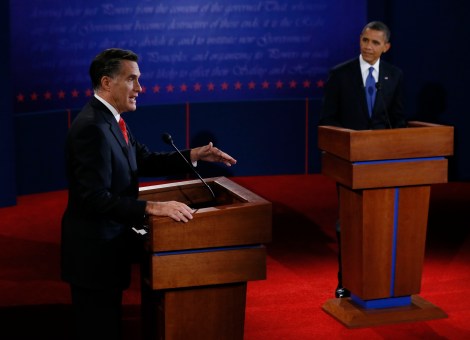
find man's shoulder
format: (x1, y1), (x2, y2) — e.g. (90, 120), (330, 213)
(84, 97), (109, 112)
(72, 99), (114, 129)
(79, 98), (113, 119)
(380, 59), (403, 74)
(330, 57), (359, 73)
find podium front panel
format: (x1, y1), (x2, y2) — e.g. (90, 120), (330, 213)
(318, 122), (454, 162)
(394, 186), (430, 296)
(340, 185), (432, 300)
(341, 187), (395, 299)
(147, 203), (271, 252)
(140, 177), (272, 252)
(322, 152), (448, 189)
(148, 246), (267, 290)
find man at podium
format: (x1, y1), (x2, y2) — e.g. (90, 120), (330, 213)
(61, 48), (236, 340)
(319, 21), (407, 298)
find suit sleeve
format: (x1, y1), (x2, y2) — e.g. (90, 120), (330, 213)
(389, 70), (407, 128)
(319, 69), (343, 127)
(134, 140), (192, 177)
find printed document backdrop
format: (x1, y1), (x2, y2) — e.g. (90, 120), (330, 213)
(11, 0), (366, 113)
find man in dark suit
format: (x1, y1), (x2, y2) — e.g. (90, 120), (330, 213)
(320, 21), (407, 130)
(319, 21), (407, 298)
(61, 48), (237, 339)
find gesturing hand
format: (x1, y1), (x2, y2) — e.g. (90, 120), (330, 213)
(190, 142), (237, 166)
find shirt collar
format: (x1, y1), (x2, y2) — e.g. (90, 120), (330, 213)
(94, 93), (120, 122)
(359, 55), (380, 83)
(359, 55), (380, 73)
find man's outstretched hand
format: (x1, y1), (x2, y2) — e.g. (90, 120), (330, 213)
(190, 142), (237, 167)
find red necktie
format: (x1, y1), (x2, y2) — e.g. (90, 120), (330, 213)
(118, 117), (129, 144)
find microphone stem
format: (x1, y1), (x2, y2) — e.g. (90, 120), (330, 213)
(376, 84), (392, 129)
(171, 142), (216, 200)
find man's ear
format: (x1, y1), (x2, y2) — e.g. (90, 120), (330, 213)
(383, 42), (391, 54)
(101, 76), (112, 91)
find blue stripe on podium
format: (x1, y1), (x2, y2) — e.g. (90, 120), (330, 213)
(350, 294), (412, 309)
(350, 187), (411, 309)
(390, 188), (400, 296)
(154, 244), (263, 256)
(353, 156), (444, 165)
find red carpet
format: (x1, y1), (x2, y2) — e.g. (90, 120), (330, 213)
(1, 174), (469, 339)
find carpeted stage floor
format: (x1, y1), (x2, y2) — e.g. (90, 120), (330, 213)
(1, 174), (469, 339)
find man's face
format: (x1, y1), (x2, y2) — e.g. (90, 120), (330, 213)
(360, 28), (390, 65)
(107, 60), (142, 114)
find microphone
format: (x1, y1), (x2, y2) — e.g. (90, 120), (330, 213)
(375, 82), (392, 129)
(162, 132), (216, 200)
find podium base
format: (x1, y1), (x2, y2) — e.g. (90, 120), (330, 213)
(142, 282), (247, 340)
(322, 295), (447, 328)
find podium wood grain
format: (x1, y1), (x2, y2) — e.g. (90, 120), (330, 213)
(139, 177), (272, 339)
(319, 122), (452, 327)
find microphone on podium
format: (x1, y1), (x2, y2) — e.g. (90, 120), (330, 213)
(375, 82), (392, 129)
(162, 132), (216, 200)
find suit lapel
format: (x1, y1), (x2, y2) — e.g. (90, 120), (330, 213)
(125, 126), (138, 172)
(112, 120), (138, 173)
(375, 62), (394, 116)
(102, 110), (129, 151)
(110, 118), (138, 172)
(378, 62), (392, 96)
(93, 99), (137, 172)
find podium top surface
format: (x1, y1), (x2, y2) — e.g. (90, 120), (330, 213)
(138, 177), (272, 252)
(318, 121), (454, 162)
(138, 176), (268, 208)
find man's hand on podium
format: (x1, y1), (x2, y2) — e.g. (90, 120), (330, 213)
(145, 200), (195, 222)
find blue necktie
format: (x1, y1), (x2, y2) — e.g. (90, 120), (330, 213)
(365, 67), (376, 117)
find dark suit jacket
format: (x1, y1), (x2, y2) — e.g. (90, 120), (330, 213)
(61, 97), (191, 290)
(319, 57), (407, 130)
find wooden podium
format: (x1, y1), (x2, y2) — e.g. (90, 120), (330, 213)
(318, 121), (453, 328)
(138, 176), (272, 339)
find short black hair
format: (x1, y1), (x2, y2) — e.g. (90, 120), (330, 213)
(89, 48), (139, 90)
(362, 21), (391, 42)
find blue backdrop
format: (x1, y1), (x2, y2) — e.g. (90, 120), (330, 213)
(5, 0), (367, 197)
(11, 0), (365, 113)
